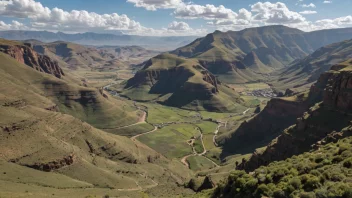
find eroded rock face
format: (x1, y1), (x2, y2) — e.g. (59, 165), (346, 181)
(324, 71), (352, 111)
(240, 69), (352, 172)
(0, 44), (64, 78)
(22, 154), (75, 172)
(221, 97), (308, 157)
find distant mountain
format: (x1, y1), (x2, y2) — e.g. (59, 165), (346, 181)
(0, 30), (198, 50)
(98, 45), (160, 64)
(170, 25), (352, 83)
(272, 39), (352, 91)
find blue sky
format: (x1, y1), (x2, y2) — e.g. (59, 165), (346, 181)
(0, 0), (351, 36)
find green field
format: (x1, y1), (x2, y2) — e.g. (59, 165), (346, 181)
(195, 121), (218, 134)
(143, 103), (200, 124)
(186, 156), (216, 172)
(104, 122), (155, 137)
(137, 124), (199, 158)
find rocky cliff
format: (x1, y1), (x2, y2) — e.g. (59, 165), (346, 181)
(220, 94), (309, 157)
(240, 64), (352, 171)
(0, 43), (64, 78)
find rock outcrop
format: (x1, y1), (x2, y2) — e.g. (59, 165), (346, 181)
(19, 154), (75, 172)
(220, 94), (309, 157)
(0, 43), (64, 78)
(239, 67), (352, 172)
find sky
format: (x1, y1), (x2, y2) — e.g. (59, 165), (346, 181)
(0, 0), (351, 36)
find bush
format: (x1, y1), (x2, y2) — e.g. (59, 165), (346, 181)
(273, 189), (286, 198)
(343, 157), (352, 168)
(327, 183), (350, 198)
(343, 188), (352, 198)
(289, 177), (301, 189)
(303, 175), (321, 191)
(332, 156), (343, 163)
(244, 178), (258, 192)
(254, 184), (272, 198)
(300, 192), (317, 198)
(315, 189), (328, 198)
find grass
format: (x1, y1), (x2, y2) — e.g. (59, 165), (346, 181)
(194, 138), (204, 154)
(144, 103), (200, 124)
(137, 124), (199, 158)
(0, 49), (197, 198)
(196, 121), (218, 135)
(186, 156), (216, 172)
(104, 122), (155, 137)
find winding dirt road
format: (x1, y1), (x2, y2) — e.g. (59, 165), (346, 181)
(131, 126), (158, 142)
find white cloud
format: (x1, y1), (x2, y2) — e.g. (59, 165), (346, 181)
(126, 0), (184, 11)
(174, 4), (239, 20)
(167, 21), (190, 31)
(0, 0), (143, 32)
(128, 21), (207, 36)
(251, 2), (306, 24)
(0, 20), (29, 30)
(299, 10), (317, 15)
(315, 15), (352, 29)
(323, 1), (332, 3)
(302, 3), (316, 8)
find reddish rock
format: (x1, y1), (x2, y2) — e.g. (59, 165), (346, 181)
(0, 44), (64, 78)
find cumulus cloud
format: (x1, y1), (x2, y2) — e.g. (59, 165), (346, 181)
(315, 15), (352, 29)
(0, 0), (143, 32)
(251, 2), (306, 24)
(128, 21), (206, 36)
(299, 10), (317, 15)
(174, 4), (239, 20)
(167, 21), (191, 31)
(0, 20), (29, 30)
(126, 0), (184, 11)
(302, 3), (316, 8)
(323, 1), (332, 3)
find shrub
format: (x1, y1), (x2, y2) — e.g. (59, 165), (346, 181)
(343, 157), (352, 168)
(310, 170), (321, 177)
(315, 189), (328, 198)
(289, 177), (301, 189)
(327, 182), (350, 198)
(303, 175), (321, 191)
(343, 188), (352, 198)
(273, 189), (286, 198)
(300, 192), (317, 198)
(254, 184), (272, 198)
(244, 178), (258, 192)
(332, 156), (343, 163)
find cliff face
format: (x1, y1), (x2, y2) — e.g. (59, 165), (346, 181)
(0, 43), (64, 78)
(220, 96), (309, 157)
(240, 68), (352, 171)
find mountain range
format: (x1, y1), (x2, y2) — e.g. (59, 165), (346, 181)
(120, 26), (352, 111)
(0, 30), (198, 50)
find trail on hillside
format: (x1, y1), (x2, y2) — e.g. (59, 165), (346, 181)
(131, 126), (158, 141)
(102, 111), (146, 130)
(180, 126), (220, 169)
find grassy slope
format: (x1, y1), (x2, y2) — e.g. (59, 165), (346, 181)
(272, 39), (352, 92)
(0, 52), (195, 197)
(122, 53), (248, 112)
(0, 52), (139, 129)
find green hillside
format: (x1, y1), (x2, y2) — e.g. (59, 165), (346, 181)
(170, 26), (352, 84)
(0, 49), (195, 197)
(272, 39), (352, 92)
(121, 53), (248, 112)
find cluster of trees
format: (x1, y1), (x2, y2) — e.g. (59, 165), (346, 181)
(213, 137), (352, 198)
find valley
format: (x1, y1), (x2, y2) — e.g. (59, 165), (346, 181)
(1, 24), (352, 198)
